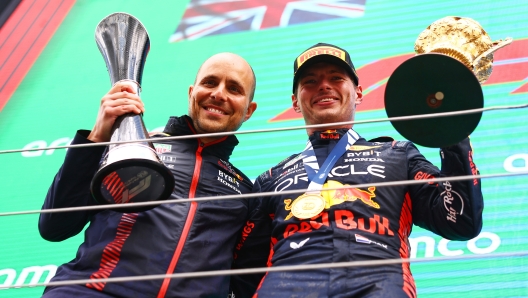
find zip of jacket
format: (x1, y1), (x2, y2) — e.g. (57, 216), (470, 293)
(157, 136), (228, 298)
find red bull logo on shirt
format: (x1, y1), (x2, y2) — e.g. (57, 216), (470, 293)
(282, 211), (395, 239)
(324, 181), (380, 209)
(283, 180), (380, 220)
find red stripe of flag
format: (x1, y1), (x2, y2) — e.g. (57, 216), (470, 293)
(0, 0), (44, 63)
(0, 0), (76, 112)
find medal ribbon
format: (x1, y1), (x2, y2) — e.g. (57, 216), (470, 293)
(302, 129), (360, 193)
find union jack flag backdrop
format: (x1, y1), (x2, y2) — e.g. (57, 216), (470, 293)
(170, 0), (367, 42)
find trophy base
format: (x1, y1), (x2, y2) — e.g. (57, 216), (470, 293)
(91, 158), (175, 213)
(385, 53), (483, 148)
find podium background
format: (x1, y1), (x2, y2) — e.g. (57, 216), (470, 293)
(0, 0), (527, 296)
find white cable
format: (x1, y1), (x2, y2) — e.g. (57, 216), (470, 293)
(1, 171), (526, 217)
(1, 250), (526, 290)
(0, 103), (526, 155)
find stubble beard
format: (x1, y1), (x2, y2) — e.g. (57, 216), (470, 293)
(194, 117), (226, 135)
(190, 96), (246, 135)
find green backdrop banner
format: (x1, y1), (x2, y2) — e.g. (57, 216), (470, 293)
(0, 0), (527, 297)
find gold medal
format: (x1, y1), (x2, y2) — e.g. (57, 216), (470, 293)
(291, 193), (326, 219)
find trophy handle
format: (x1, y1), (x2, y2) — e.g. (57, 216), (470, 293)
(472, 37), (513, 68)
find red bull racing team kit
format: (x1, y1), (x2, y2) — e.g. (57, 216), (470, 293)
(231, 129), (483, 298)
(39, 115), (253, 298)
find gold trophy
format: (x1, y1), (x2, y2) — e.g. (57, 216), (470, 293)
(385, 16), (512, 147)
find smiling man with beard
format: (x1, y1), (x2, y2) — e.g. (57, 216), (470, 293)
(39, 52), (257, 298)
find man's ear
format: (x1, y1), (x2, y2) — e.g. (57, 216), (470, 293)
(292, 94), (301, 113)
(188, 85), (194, 104)
(244, 102), (257, 122)
(355, 85), (363, 105)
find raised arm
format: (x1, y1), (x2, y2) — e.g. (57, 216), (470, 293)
(39, 81), (145, 241)
(409, 138), (483, 240)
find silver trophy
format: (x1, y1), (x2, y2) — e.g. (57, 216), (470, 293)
(90, 13), (174, 211)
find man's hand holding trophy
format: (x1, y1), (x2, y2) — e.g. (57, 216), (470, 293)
(90, 13), (175, 212)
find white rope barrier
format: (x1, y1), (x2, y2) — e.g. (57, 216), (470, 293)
(0, 101), (526, 293)
(0, 103), (526, 155)
(1, 250), (526, 290)
(1, 171), (526, 217)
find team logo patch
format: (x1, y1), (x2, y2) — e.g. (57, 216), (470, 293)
(153, 143), (171, 154)
(355, 234), (387, 249)
(218, 159), (244, 181)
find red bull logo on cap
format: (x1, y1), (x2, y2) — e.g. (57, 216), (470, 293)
(296, 46), (347, 69)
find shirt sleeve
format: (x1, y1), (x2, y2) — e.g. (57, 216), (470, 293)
(408, 137), (483, 240)
(38, 130), (107, 242)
